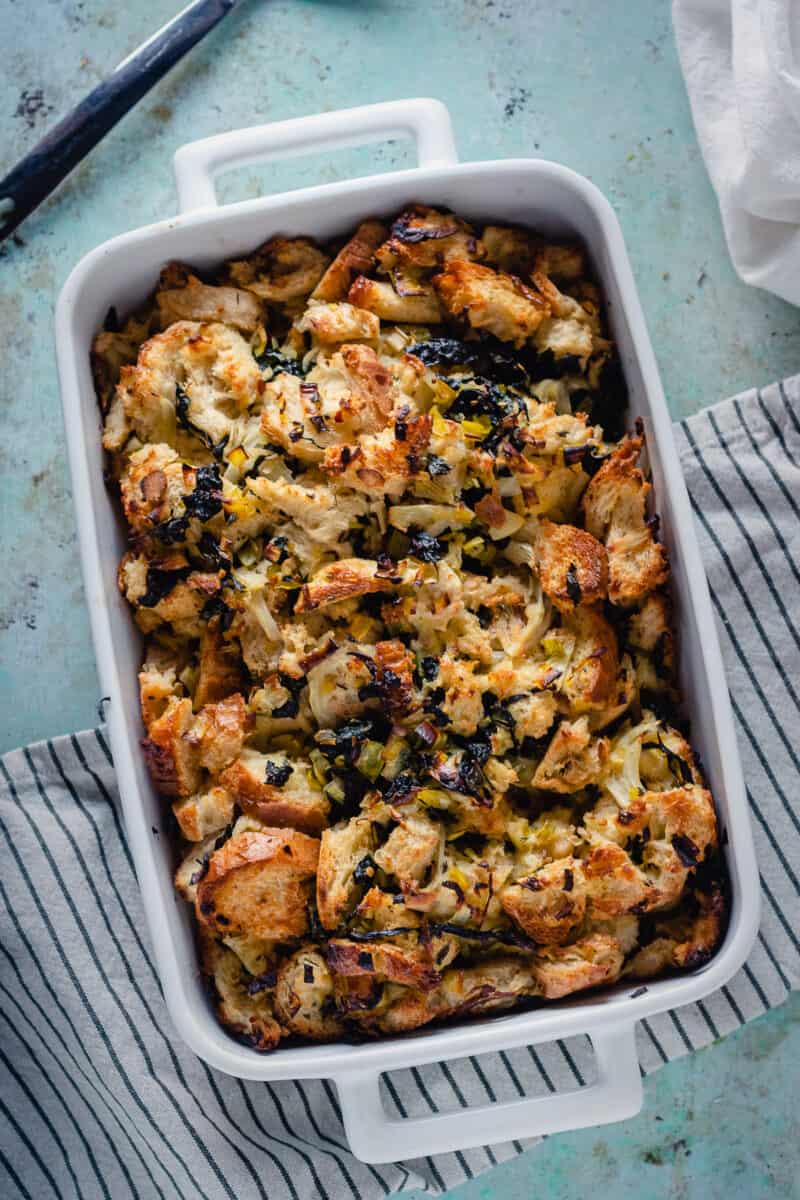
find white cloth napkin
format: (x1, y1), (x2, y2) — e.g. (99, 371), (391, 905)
(1, 381), (798, 1198)
(674, 0), (800, 304)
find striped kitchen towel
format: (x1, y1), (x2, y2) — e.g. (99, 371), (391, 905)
(1, 379), (798, 1200)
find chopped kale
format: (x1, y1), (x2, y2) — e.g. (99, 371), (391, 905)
(410, 335), (529, 387)
(183, 464), (223, 521)
(381, 770), (420, 804)
(353, 855), (377, 887)
(582, 446), (612, 478)
(247, 970), (277, 994)
(344, 927), (410, 943)
(419, 656), (439, 682)
(390, 211), (460, 243)
(200, 594), (234, 629)
(461, 727), (493, 765)
(425, 454), (451, 478)
(672, 833), (701, 868)
(522, 349), (583, 382)
(566, 563), (582, 605)
(139, 566), (190, 608)
(264, 534), (289, 564)
(429, 922), (537, 952)
(628, 828), (650, 866)
(264, 759), (293, 787)
(407, 529), (447, 562)
(589, 356), (628, 442)
(194, 531), (230, 573)
(271, 673), (308, 719)
(153, 515), (189, 544)
(315, 718), (381, 765)
(255, 346), (306, 377)
(446, 377), (527, 432)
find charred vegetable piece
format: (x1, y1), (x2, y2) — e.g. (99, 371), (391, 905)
(184, 465), (223, 521)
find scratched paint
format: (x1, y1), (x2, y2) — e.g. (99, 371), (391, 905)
(0, 3), (796, 1194)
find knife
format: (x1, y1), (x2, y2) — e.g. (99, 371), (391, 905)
(0, 0), (240, 243)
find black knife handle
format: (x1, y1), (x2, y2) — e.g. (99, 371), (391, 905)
(0, 0), (237, 241)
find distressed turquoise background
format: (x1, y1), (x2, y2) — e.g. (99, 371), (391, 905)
(0, 1), (797, 1196)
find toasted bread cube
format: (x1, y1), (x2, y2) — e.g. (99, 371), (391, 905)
(274, 947), (345, 1039)
(375, 206), (481, 270)
(91, 312), (153, 414)
(532, 717), (609, 793)
(626, 883), (725, 978)
(260, 344), (396, 465)
(120, 443), (188, 536)
(220, 748), (329, 834)
(325, 939), (440, 990)
(174, 831), (223, 902)
(191, 693), (251, 776)
(336, 343), (397, 429)
(221, 933), (277, 978)
(119, 553), (215, 640)
(582, 433), (669, 606)
(531, 933), (624, 999)
(195, 828), (320, 941)
(373, 812), (442, 891)
(106, 320), (261, 452)
(582, 843), (650, 917)
(376, 957), (540, 1034)
(433, 260), (550, 347)
(322, 415), (432, 500)
(316, 818), (374, 930)
(438, 654), (486, 736)
(374, 639), (415, 716)
(638, 785), (717, 911)
(307, 646), (377, 728)
(536, 519), (608, 612)
(561, 606), (620, 714)
(348, 275), (444, 323)
(312, 220), (389, 301)
(139, 646), (183, 730)
(296, 557), (399, 613)
(502, 857), (587, 944)
(627, 592), (675, 689)
(228, 236), (329, 302)
(194, 622), (243, 709)
(532, 241), (586, 281)
(296, 300), (379, 344)
(172, 786), (234, 842)
(482, 224), (538, 273)
(141, 696), (202, 798)
(198, 929), (282, 1052)
(505, 691), (558, 741)
(627, 592), (672, 653)
(156, 269), (263, 332)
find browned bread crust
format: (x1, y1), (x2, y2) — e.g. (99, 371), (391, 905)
(195, 829), (320, 941)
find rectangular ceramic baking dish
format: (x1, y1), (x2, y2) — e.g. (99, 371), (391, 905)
(55, 99), (760, 1163)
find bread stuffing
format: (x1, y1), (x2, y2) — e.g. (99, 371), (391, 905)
(95, 205), (727, 1049)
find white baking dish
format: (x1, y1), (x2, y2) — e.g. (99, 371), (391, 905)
(55, 99), (760, 1163)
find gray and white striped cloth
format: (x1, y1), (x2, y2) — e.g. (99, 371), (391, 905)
(1, 379), (798, 1200)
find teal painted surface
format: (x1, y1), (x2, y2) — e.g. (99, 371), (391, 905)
(0, 1), (796, 1195)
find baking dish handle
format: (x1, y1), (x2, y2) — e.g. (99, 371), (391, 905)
(172, 98), (458, 213)
(334, 1024), (641, 1164)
